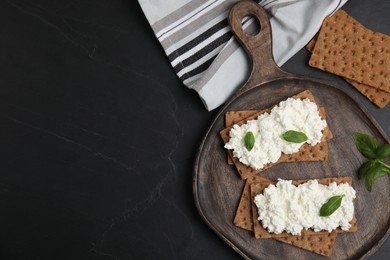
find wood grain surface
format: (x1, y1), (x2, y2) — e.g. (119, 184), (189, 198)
(193, 1), (390, 259)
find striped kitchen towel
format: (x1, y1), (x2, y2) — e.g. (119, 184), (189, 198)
(138, 0), (348, 111)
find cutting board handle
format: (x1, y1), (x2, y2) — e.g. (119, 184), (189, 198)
(228, 0), (287, 94)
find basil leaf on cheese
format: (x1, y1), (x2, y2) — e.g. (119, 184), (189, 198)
(244, 131), (255, 151)
(281, 130), (308, 143)
(320, 195), (344, 217)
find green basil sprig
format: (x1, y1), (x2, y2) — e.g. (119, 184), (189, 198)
(244, 131), (255, 151)
(376, 144), (390, 159)
(281, 130), (308, 143)
(352, 132), (380, 159)
(320, 195), (344, 217)
(353, 133), (390, 192)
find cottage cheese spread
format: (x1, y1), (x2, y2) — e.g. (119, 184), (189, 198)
(224, 98), (327, 169)
(254, 179), (356, 235)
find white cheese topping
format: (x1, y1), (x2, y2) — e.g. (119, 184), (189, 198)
(224, 98), (327, 169)
(254, 179), (356, 235)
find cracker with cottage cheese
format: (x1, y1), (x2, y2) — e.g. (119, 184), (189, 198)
(220, 90), (333, 179)
(233, 176), (351, 257)
(247, 177), (356, 257)
(224, 106), (330, 166)
(250, 177), (357, 239)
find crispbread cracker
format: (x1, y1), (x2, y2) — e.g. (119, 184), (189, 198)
(233, 176), (338, 257)
(345, 79), (390, 108)
(225, 110), (260, 128)
(308, 10), (390, 94)
(306, 33), (318, 53)
(307, 33), (390, 108)
(225, 107), (330, 165)
(233, 175), (268, 231)
(274, 232), (337, 257)
(220, 90), (332, 179)
(250, 177), (357, 239)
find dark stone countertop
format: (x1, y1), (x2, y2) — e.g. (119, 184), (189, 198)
(0, 0), (388, 259)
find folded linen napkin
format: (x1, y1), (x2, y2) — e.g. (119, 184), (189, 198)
(138, 0), (348, 111)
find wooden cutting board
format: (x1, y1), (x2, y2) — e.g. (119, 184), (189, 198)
(193, 1), (390, 259)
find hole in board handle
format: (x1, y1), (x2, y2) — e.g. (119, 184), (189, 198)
(241, 15), (261, 36)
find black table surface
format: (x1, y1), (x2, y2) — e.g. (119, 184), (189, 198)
(0, 0), (389, 259)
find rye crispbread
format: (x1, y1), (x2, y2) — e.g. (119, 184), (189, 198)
(345, 79), (390, 108)
(307, 28), (390, 108)
(220, 90), (332, 179)
(233, 176), (338, 257)
(233, 176), (354, 257)
(307, 10), (390, 107)
(225, 106), (330, 165)
(233, 175), (267, 231)
(274, 232), (338, 257)
(250, 177), (357, 240)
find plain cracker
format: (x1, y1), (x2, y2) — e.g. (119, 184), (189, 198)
(345, 79), (390, 108)
(308, 10), (390, 94)
(307, 32), (390, 108)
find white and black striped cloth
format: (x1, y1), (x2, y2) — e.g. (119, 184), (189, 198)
(138, 0), (348, 111)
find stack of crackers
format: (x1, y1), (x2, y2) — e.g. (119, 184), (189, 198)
(219, 90), (357, 257)
(307, 10), (390, 108)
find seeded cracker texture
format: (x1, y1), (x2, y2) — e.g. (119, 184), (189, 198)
(308, 10), (390, 108)
(344, 79), (390, 108)
(219, 90), (333, 180)
(306, 11), (390, 108)
(232, 176), (353, 257)
(233, 175), (267, 231)
(250, 177), (357, 257)
(306, 17), (390, 108)
(225, 107), (329, 165)
(233, 176), (337, 257)
(250, 177), (357, 240)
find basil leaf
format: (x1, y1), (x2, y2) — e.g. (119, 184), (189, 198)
(376, 144), (390, 159)
(364, 161), (390, 192)
(358, 160), (375, 179)
(281, 130), (308, 143)
(320, 195), (344, 217)
(358, 159), (386, 179)
(352, 133), (379, 159)
(353, 133), (390, 192)
(244, 131), (255, 151)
